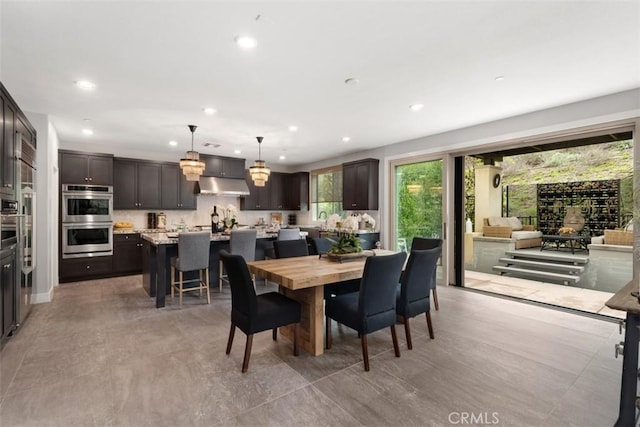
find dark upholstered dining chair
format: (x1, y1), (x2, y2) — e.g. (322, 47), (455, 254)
(273, 239), (309, 259)
(325, 252), (406, 371)
(310, 237), (332, 255)
(219, 250), (301, 372)
(170, 231), (211, 309)
(410, 237), (443, 310)
(397, 248), (440, 349)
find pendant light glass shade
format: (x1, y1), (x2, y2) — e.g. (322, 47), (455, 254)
(180, 125), (205, 181)
(249, 136), (270, 187)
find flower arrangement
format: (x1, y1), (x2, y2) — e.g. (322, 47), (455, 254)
(558, 226), (576, 235)
(218, 204), (238, 230)
(322, 213), (376, 231)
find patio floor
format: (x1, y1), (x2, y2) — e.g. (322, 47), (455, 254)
(464, 270), (624, 320)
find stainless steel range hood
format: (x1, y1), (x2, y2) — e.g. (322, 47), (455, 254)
(196, 176), (250, 196)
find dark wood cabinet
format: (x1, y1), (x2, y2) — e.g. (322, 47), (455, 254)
(241, 171), (309, 211)
(1, 96), (16, 197)
(1, 83), (37, 198)
(1, 246), (16, 339)
(342, 158), (379, 211)
(59, 151), (113, 185)
(202, 154), (245, 179)
(113, 158), (161, 209)
(241, 171), (269, 210)
(269, 172), (287, 210)
(59, 256), (113, 283)
(288, 172), (309, 211)
(113, 233), (144, 275)
(160, 163), (196, 210)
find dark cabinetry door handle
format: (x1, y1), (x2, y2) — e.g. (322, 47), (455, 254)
(3, 264), (10, 269)
(88, 177), (93, 182)
(3, 184), (11, 188)
(351, 203), (357, 207)
(86, 265), (91, 269)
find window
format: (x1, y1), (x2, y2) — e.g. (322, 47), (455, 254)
(311, 166), (343, 220)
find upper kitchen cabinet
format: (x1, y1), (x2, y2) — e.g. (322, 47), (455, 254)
(201, 154), (245, 179)
(240, 171), (268, 210)
(269, 172), (287, 210)
(288, 172), (309, 211)
(1, 95), (16, 196)
(342, 158), (379, 211)
(113, 158), (161, 209)
(59, 150), (114, 186)
(160, 163), (196, 210)
(1, 83), (36, 197)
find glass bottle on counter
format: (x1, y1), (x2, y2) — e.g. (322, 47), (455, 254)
(211, 206), (219, 233)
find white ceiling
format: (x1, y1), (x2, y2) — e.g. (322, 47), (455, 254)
(1, 1), (639, 167)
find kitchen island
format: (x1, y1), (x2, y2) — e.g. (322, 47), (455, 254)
(140, 231), (278, 308)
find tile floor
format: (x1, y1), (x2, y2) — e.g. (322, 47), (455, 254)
(0, 275), (625, 426)
(464, 270), (625, 319)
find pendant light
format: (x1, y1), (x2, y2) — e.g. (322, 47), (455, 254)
(249, 136), (270, 187)
(179, 124), (205, 181)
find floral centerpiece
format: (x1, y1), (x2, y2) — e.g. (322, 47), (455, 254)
(218, 204), (238, 230)
(558, 226), (576, 236)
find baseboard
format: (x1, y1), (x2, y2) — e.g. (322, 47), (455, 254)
(31, 286), (54, 304)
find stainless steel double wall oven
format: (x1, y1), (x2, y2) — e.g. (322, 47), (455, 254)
(61, 184), (113, 258)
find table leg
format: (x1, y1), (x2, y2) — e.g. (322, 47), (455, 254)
(615, 312), (639, 426)
(279, 286), (324, 356)
(155, 245), (167, 308)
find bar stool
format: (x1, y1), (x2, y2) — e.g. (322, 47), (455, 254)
(219, 229), (257, 292)
(170, 231), (211, 308)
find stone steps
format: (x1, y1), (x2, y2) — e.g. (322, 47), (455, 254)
(492, 265), (581, 284)
(494, 249), (589, 285)
(504, 250), (589, 265)
(497, 257), (585, 274)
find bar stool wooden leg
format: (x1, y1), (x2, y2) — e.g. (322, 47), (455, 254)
(179, 271), (184, 309)
(205, 267), (210, 304)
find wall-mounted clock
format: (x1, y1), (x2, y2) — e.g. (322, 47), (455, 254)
(492, 173), (501, 188)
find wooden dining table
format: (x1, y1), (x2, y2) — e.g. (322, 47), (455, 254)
(247, 250), (396, 356)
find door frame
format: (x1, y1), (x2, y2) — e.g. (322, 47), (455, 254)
(387, 153), (453, 287)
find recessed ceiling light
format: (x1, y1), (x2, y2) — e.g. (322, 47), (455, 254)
(169, 140), (178, 146)
(344, 78), (359, 86)
(82, 128), (94, 136)
(342, 136), (351, 142)
(75, 80), (96, 91)
(410, 104), (424, 112)
(234, 149), (241, 155)
(279, 155), (286, 160)
(235, 35), (257, 49)
(495, 75), (505, 82)
(203, 107), (216, 115)
(288, 125), (298, 132)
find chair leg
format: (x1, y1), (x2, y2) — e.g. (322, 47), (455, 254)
(199, 270), (203, 298)
(403, 316), (413, 350)
(432, 288), (439, 311)
(325, 316), (332, 349)
(226, 323), (236, 354)
(361, 334), (370, 371)
(219, 260), (224, 292)
(293, 323), (299, 357)
(242, 334), (254, 373)
(426, 311), (434, 339)
(205, 268), (210, 304)
(170, 266), (175, 301)
(391, 324), (400, 357)
(179, 271), (184, 309)
(272, 328), (278, 341)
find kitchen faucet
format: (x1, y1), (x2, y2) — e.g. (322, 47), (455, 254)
(318, 211), (327, 220)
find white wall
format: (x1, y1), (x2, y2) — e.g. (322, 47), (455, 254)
(25, 112), (59, 303)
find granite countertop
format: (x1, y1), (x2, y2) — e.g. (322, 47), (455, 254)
(139, 230), (308, 245)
